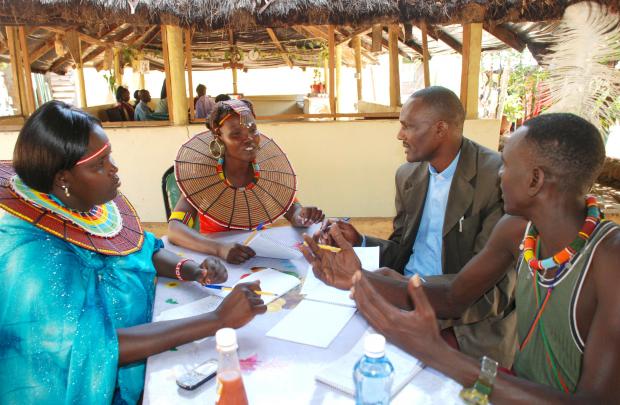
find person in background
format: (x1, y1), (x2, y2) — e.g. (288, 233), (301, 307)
(133, 89), (141, 108)
(155, 81), (168, 115)
(0, 101), (267, 404)
(215, 94), (232, 103)
(195, 84), (216, 119)
(115, 86), (134, 121)
(134, 89), (153, 121)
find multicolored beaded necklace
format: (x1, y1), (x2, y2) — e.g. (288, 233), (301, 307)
(522, 195), (601, 271)
(10, 175), (123, 238)
(215, 157), (260, 190)
(519, 195), (602, 394)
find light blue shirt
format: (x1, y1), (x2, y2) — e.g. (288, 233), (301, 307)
(404, 151), (461, 277)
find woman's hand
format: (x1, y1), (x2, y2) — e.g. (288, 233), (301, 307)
(289, 205), (325, 227)
(192, 257), (228, 285)
(215, 281), (267, 329)
(217, 242), (256, 264)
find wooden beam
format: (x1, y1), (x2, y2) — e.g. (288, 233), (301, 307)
(81, 26), (139, 65)
(420, 22), (431, 87)
(160, 25), (174, 123)
(426, 25), (462, 54)
(5, 27), (27, 115)
(43, 26), (108, 48)
(483, 22), (526, 52)
(49, 55), (71, 72)
(337, 25), (372, 46)
(383, 26), (422, 56)
(266, 28), (293, 68)
(185, 28), (195, 120)
(17, 27), (36, 112)
(352, 35), (362, 102)
(460, 23), (482, 119)
(29, 40), (55, 62)
(336, 43), (342, 112)
(163, 25), (188, 125)
(228, 29), (238, 94)
(113, 47), (122, 86)
(388, 25), (401, 108)
(328, 25), (336, 116)
(371, 24), (382, 52)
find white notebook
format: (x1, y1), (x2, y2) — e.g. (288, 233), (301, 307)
(315, 330), (424, 397)
(245, 232), (303, 260)
(209, 268), (301, 305)
(266, 299), (357, 348)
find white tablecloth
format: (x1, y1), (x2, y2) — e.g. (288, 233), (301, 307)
(143, 226), (463, 404)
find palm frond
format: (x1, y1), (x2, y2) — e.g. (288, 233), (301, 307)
(541, 1), (620, 136)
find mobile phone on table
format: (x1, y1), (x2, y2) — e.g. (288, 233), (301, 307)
(176, 359), (218, 390)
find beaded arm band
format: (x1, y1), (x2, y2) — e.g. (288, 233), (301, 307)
(169, 211), (195, 229)
(175, 258), (191, 281)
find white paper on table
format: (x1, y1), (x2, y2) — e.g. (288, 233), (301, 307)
(208, 268), (300, 305)
(155, 295), (223, 322)
(300, 247), (381, 307)
(266, 299), (356, 348)
(244, 232), (303, 260)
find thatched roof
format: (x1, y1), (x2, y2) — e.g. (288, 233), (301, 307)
(0, 0), (617, 30)
(0, 0), (616, 74)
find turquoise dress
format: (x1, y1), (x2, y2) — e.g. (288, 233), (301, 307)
(0, 214), (163, 404)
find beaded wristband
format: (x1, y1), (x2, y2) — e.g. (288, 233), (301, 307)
(175, 258), (191, 281)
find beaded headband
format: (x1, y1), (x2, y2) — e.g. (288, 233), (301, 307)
(216, 100), (255, 130)
(76, 143), (110, 166)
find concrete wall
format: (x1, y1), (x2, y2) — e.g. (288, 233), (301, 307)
(0, 119), (500, 222)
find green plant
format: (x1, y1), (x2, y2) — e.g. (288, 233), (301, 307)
(102, 71), (116, 94)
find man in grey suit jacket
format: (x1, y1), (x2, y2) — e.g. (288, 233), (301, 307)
(322, 86), (516, 366)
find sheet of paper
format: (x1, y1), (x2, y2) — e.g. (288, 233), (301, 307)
(208, 268), (300, 305)
(246, 232), (303, 260)
(300, 247), (381, 307)
(266, 299), (356, 348)
(155, 295), (223, 322)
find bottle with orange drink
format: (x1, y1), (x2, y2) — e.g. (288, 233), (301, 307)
(215, 328), (249, 405)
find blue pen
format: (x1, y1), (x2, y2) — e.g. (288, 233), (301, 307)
(204, 284), (234, 291)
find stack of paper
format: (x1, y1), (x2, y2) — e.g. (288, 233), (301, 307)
(210, 268), (301, 305)
(245, 232), (303, 260)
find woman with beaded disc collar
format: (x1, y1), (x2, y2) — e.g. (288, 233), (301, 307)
(168, 99), (324, 264)
(0, 101), (267, 404)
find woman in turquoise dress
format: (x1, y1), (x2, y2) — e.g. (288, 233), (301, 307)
(0, 101), (267, 404)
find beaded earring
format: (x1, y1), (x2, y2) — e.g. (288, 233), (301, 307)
(62, 184), (70, 198)
(209, 138), (225, 159)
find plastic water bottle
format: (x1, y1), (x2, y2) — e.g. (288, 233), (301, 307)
(353, 334), (395, 405)
(215, 328), (248, 405)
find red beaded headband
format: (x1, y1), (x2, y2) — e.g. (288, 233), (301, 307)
(76, 143), (110, 166)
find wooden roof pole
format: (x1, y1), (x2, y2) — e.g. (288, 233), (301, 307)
(388, 24), (401, 108)
(161, 25), (188, 125)
(266, 28), (293, 68)
(113, 48), (123, 87)
(420, 22), (431, 87)
(5, 27), (28, 116)
(66, 30), (87, 108)
(229, 29), (238, 94)
(352, 35), (362, 102)
(18, 27), (36, 113)
(460, 23), (482, 119)
(335, 42), (342, 113)
(483, 23), (526, 52)
(327, 25), (336, 117)
(184, 28), (194, 120)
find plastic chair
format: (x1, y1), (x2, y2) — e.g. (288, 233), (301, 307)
(162, 165), (200, 230)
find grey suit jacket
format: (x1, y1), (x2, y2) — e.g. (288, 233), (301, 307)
(366, 137), (517, 367)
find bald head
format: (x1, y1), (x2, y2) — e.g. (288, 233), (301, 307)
(408, 86), (465, 130)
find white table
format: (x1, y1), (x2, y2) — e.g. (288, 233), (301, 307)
(144, 226), (463, 404)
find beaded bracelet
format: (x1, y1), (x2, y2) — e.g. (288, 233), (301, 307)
(175, 258), (191, 281)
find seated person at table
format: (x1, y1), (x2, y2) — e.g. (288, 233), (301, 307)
(303, 113), (620, 403)
(194, 84), (216, 119)
(168, 99), (324, 264)
(155, 81), (169, 116)
(0, 101), (267, 404)
(319, 86), (515, 366)
(115, 85), (135, 121)
(215, 93), (232, 103)
(134, 89), (153, 121)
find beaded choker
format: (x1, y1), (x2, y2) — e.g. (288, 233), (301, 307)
(522, 195), (601, 271)
(216, 157), (260, 190)
(10, 175), (123, 238)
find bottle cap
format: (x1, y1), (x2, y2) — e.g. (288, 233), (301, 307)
(216, 328), (238, 351)
(364, 333), (386, 358)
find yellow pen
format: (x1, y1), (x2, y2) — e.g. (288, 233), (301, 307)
(302, 241), (342, 253)
(221, 287), (276, 296)
(242, 229), (258, 246)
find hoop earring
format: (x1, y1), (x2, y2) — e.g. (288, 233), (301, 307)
(62, 184), (70, 197)
(209, 139), (225, 159)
